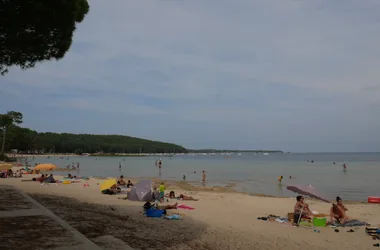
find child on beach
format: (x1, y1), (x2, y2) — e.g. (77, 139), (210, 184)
(152, 186), (160, 202)
(159, 182), (165, 202)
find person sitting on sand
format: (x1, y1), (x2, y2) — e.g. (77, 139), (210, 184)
(14, 170), (22, 178)
(330, 196), (349, 224)
(101, 184), (121, 195)
(67, 174), (73, 179)
(152, 186), (160, 201)
(117, 175), (126, 186)
(167, 191), (176, 199)
(126, 180), (133, 188)
(294, 195), (313, 219)
(44, 174), (56, 183)
(7, 169), (13, 177)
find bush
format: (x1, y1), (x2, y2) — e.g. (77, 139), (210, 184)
(0, 154), (16, 162)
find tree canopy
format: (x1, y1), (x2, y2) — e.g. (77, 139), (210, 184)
(0, 111), (23, 153)
(0, 0), (89, 75)
(0, 125), (187, 155)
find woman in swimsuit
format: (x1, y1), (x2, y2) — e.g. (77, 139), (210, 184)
(294, 195), (313, 218)
(330, 196), (349, 224)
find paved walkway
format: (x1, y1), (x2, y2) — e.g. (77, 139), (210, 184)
(0, 185), (135, 250)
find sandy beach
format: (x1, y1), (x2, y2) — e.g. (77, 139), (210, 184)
(1, 175), (379, 250)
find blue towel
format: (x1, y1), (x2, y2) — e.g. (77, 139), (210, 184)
(165, 214), (182, 220)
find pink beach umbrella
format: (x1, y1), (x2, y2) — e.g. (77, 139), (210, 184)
(287, 184), (330, 203)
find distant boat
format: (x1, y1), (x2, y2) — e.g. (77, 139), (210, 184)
(263, 153), (269, 156)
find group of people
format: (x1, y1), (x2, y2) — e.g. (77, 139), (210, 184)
(31, 174), (56, 183)
(294, 195), (349, 225)
(1, 169), (22, 178)
(182, 170), (207, 183)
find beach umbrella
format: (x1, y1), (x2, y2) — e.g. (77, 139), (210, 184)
(0, 163), (13, 171)
(34, 163), (57, 171)
(100, 179), (117, 191)
(287, 184), (330, 203)
(127, 180), (152, 201)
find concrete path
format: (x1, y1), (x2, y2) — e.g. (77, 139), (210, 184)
(0, 185), (106, 250)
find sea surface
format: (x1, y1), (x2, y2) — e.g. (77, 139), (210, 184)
(23, 153), (380, 202)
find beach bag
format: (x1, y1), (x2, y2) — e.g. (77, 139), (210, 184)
(146, 208), (165, 218)
(101, 189), (115, 195)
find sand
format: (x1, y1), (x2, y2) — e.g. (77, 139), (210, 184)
(1, 175), (379, 250)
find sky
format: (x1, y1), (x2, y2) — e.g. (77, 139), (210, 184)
(1, 0), (380, 152)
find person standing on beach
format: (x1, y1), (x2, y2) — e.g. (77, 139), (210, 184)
(159, 182), (165, 202)
(158, 158), (162, 170)
(202, 171), (206, 182)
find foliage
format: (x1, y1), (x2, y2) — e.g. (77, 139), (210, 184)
(0, 125), (188, 154)
(0, 0), (89, 75)
(0, 153), (16, 162)
(188, 149), (283, 153)
(0, 111), (23, 153)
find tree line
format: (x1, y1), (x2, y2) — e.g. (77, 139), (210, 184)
(0, 111), (187, 155)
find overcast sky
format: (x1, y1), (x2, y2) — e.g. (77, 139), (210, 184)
(1, 0), (380, 152)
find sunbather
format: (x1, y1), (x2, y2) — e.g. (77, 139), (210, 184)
(330, 196), (349, 224)
(126, 180), (133, 188)
(179, 194), (198, 201)
(165, 191), (198, 201)
(294, 195), (313, 218)
(117, 175), (126, 186)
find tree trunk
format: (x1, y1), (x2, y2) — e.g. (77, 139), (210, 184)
(1, 128), (6, 154)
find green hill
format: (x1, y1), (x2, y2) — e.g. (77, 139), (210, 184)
(1, 125), (187, 154)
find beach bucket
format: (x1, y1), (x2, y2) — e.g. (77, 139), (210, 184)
(313, 217), (326, 227)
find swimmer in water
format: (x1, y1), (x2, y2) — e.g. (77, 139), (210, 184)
(278, 176), (283, 183)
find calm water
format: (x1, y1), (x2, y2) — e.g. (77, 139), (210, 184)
(24, 153), (380, 201)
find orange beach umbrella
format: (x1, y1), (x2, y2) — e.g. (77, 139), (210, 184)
(34, 163), (57, 171)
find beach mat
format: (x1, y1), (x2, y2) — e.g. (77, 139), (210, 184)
(331, 220), (368, 227)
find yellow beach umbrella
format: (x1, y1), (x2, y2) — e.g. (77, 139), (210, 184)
(34, 163), (57, 171)
(100, 179), (117, 191)
(0, 163), (13, 171)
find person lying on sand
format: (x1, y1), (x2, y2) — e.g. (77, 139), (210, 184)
(32, 174), (46, 183)
(143, 201), (178, 211)
(179, 194), (198, 201)
(294, 195), (313, 219)
(330, 196), (349, 224)
(165, 191), (198, 201)
(117, 175), (126, 186)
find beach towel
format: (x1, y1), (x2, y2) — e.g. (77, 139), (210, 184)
(177, 204), (195, 210)
(145, 208), (165, 218)
(331, 220), (368, 227)
(165, 214), (182, 220)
